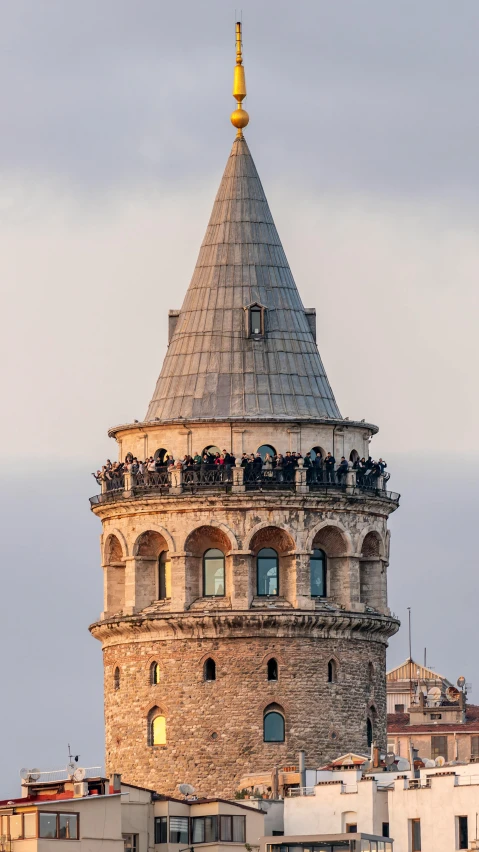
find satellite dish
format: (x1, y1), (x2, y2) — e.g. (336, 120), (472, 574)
(73, 767), (86, 782)
(20, 768), (30, 781)
(457, 676), (466, 689)
(428, 686), (441, 700)
(385, 753), (396, 766)
(396, 758), (410, 771)
(30, 769), (41, 782)
(446, 686), (460, 703)
(423, 759), (436, 768)
(435, 756), (446, 767)
(178, 783), (195, 796)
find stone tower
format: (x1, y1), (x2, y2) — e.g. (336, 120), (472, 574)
(89, 24), (400, 798)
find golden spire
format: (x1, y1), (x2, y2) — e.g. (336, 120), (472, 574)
(230, 21), (249, 138)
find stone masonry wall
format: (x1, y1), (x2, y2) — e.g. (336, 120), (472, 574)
(102, 629), (387, 798)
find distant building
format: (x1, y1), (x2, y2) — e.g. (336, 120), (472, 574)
(0, 772), (265, 852)
(386, 659), (477, 762)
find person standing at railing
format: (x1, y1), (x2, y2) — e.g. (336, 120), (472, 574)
(313, 452), (324, 483)
(378, 458), (387, 473)
(303, 452), (312, 483)
(325, 452), (336, 483)
(283, 451), (294, 481)
(253, 452), (263, 480)
(357, 458), (366, 485)
(337, 456), (348, 484)
(263, 452), (273, 478)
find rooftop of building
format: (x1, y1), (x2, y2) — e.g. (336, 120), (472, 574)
(388, 704), (479, 733)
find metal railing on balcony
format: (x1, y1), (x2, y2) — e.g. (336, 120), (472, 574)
(90, 465), (399, 506)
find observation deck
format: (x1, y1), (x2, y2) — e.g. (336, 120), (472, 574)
(90, 464), (400, 507)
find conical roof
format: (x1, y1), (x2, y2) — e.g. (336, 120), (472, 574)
(146, 137), (341, 422)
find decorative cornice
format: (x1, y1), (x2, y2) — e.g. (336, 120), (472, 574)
(90, 609), (400, 648)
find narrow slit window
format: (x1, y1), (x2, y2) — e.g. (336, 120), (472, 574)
(267, 658), (278, 681)
(150, 661), (160, 685)
(250, 306), (262, 335)
(327, 659), (337, 683)
(204, 657), (216, 681)
(114, 667), (120, 690)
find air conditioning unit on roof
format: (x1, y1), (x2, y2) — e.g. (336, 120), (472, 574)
(74, 781), (89, 798)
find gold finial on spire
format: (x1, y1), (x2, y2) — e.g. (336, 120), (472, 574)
(230, 21), (249, 138)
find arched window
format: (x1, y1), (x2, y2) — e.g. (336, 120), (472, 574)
(150, 661), (160, 685)
(263, 704), (285, 742)
(204, 658), (216, 681)
(257, 548), (279, 596)
(202, 445), (220, 461)
(310, 446), (325, 461)
(267, 658), (278, 681)
(367, 717), (373, 747)
(327, 659), (337, 683)
(158, 551), (171, 600)
(310, 548), (326, 597)
(203, 549), (225, 597)
(148, 712), (166, 746)
(154, 448), (169, 464)
(257, 444), (276, 460)
(349, 449), (359, 463)
(114, 667), (120, 691)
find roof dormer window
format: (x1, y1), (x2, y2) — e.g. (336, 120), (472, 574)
(245, 302), (266, 338)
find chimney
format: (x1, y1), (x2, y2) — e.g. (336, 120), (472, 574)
(109, 773), (122, 794)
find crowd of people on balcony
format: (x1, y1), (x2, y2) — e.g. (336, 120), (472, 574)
(93, 448), (388, 489)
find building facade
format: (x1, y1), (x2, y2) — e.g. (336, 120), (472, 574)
(89, 25), (400, 797)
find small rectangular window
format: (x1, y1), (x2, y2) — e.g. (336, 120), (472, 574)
(9, 815), (23, 840)
(431, 735), (448, 760)
(346, 824), (357, 833)
(169, 817), (189, 845)
(458, 816), (468, 850)
(192, 816), (218, 844)
(40, 813), (58, 839)
(250, 307), (262, 335)
(395, 704), (405, 713)
(430, 713), (442, 720)
(232, 815), (246, 842)
(155, 817), (168, 844)
(23, 813), (37, 839)
(123, 834), (138, 852)
(382, 823), (389, 838)
(411, 819), (421, 852)
(471, 736), (479, 758)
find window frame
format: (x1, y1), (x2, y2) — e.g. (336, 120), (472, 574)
(472, 735), (479, 759)
(257, 548), (279, 597)
(458, 816), (468, 850)
(431, 734), (448, 761)
(263, 709), (285, 743)
(154, 816), (168, 845)
(123, 833), (139, 852)
(150, 661), (160, 685)
(219, 815), (246, 843)
(203, 548), (226, 598)
(191, 815), (218, 844)
(248, 304), (265, 338)
(411, 819), (421, 852)
(310, 548), (326, 597)
(169, 816), (189, 845)
(38, 812), (79, 841)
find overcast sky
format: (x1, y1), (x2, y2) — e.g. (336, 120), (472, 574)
(0, 0), (478, 797)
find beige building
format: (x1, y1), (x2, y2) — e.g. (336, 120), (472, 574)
(89, 24), (400, 797)
(0, 773), (265, 852)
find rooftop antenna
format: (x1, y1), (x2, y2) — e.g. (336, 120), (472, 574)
(230, 21), (249, 138)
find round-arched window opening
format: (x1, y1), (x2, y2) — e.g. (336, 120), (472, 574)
(367, 717), (373, 748)
(263, 707), (285, 743)
(257, 548), (279, 597)
(150, 661), (160, 685)
(148, 713), (166, 747)
(267, 658), (278, 681)
(327, 659), (337, 683)
(202, 445), (221, 462)
(257, 445), (276, 461)
(158, 551), (171, 600)
(203, 549), (225, 597)
(204, 658), (216, 682)
(311, 548), (326, 597)
(310, 446), (326, 461)
(350, 449), (359, 463)
(154, 448), (169, 464)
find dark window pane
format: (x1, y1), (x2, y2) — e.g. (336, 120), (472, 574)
(346, 825), (357, 833)
(204, 817), (217, 843)
(59, 814), (78, 840)
(40, 814), (57, 839)
(382, 823), (389, 838)
(459, 817), (468, 850)
(258, 548), (279, 596)
(412, 820), (421, 852)
(204, 549), (225, 596)
(169, 817), (189, 845)
(472, 736), (479, 758)
(394, 704), (404, 713)
(257, 444), (276, 460)
(431, 736), (447, 760)
(204, 658), (216, 681)
(367, 717), (373, 747)
(311, 549), (326, 596)
(155, 817), (167, 844)
(268, 658), (278, 681)
(251, 307), (262, 334)
(232, 816), (245, 842)
(264, 711), (285, 742)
